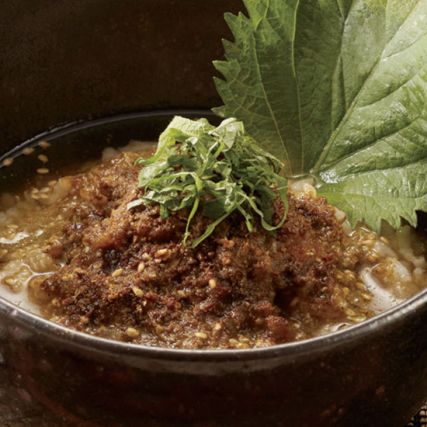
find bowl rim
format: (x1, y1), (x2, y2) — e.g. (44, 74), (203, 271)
(1, 109), (427, 362)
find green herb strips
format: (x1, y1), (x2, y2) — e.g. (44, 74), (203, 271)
(130, 116), (287, 247)
(214, 0), (427, 232)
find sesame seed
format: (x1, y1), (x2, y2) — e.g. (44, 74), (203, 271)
(132, 286), (144, 297)
(22, 147), (35, 155)
(3, 277), (15, 287)
(345, 308), (357, 317)
(208, 278), (217, 289)
(137, 262), (145, 273)
(37, 168), (50, 175)
(355, 281), (366, 290)
(290, 297), (299, 307)
(366, 251), (380, 263)
(2, 158), (13, 167)
(361, 292), (372, 301)
(126, 327), (140, 338)
(228, 338), (239, 346)
(112, 268), (123, 277)
(141, 252), (151, 261)
(155, 248), (170, 259)
(213, 323), (222, 331)
(344, 270), (355, 279)
(195, 332), (208, 339)
(237, 342), (250, 349)
(39, 140), (51, 149)
(220, 238), (235, 249)
(38, 154), (49, 163)
(349, 315), (367, 323)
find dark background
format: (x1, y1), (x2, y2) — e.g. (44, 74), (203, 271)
(0, 0), (241, 152)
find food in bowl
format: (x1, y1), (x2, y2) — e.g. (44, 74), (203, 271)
(0, 118), (425, 349)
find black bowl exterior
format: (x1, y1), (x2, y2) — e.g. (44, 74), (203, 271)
(1, 294), (427, 427)
(1, 1), (427, 426)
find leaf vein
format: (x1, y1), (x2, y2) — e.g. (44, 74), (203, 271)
(313, 0), (423, 174)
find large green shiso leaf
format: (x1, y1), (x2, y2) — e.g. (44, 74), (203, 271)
(214, 0), (427, 231)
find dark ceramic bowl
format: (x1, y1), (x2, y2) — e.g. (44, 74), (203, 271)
(0, 1), (426, 426)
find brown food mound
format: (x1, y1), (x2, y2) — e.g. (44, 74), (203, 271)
(39, 153), (369, 349)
